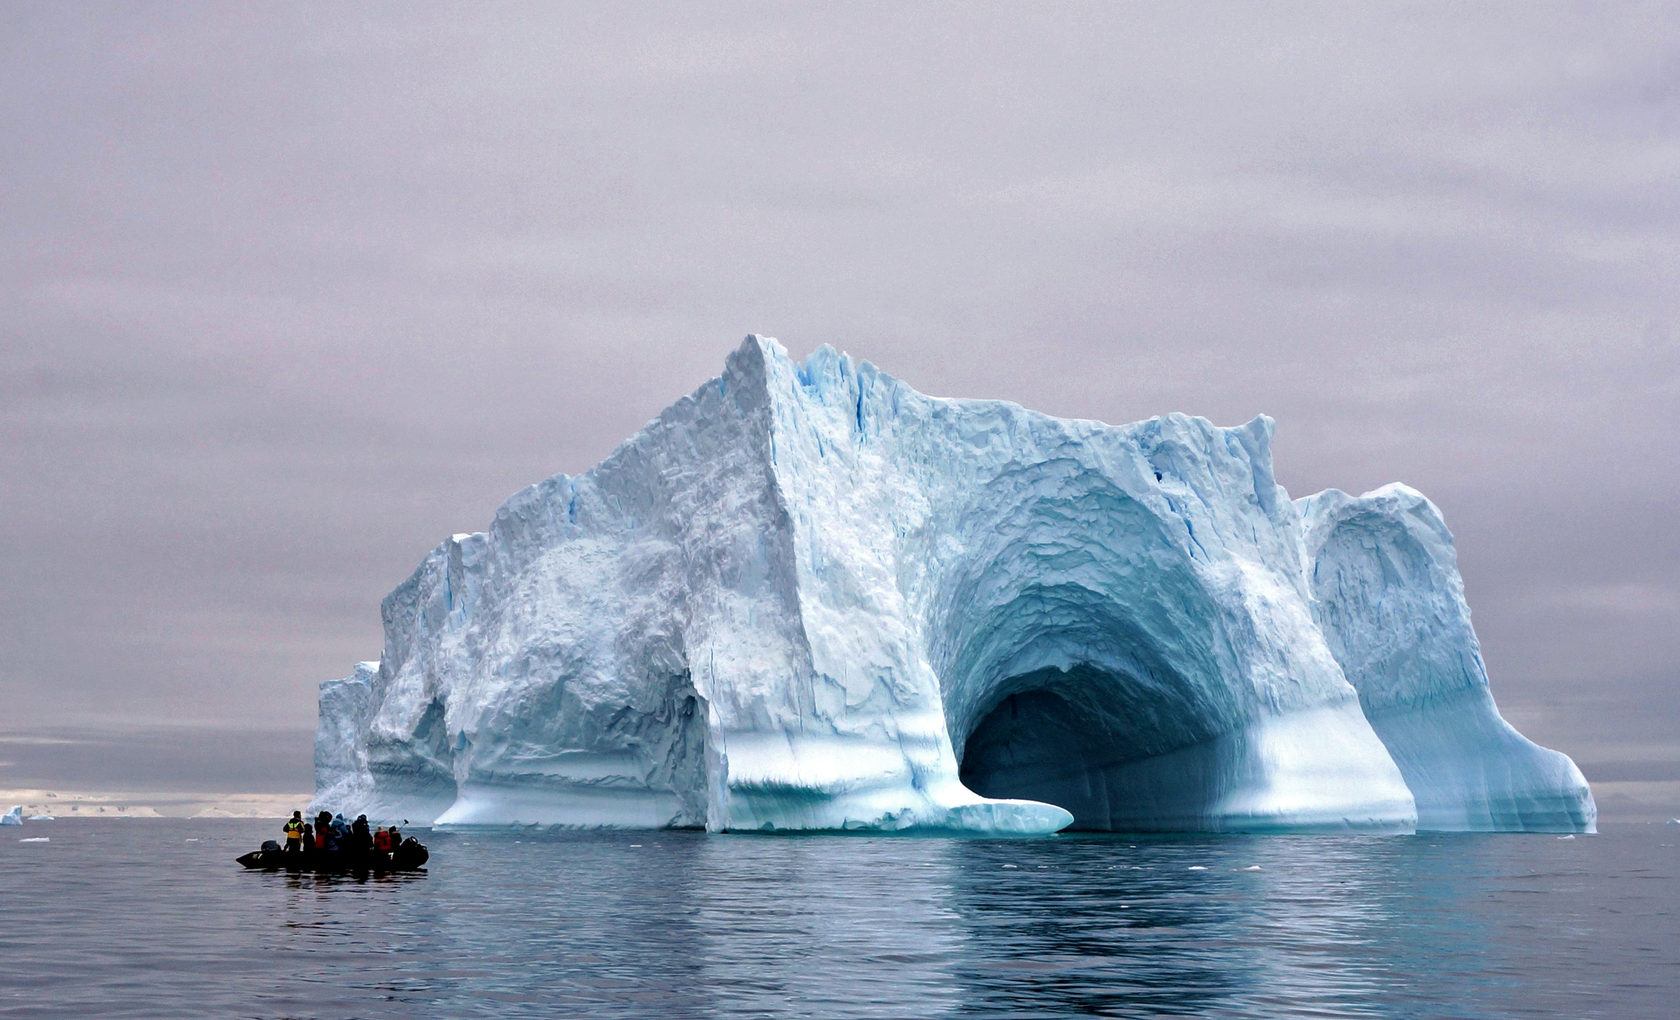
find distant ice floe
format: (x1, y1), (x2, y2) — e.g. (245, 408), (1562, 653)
(314, 336), (1596, 836)
(19, 837), (49, 843)
(0, 807), (21, 827)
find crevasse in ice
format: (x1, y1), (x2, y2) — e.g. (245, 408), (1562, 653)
(313, 336), (1594, 833)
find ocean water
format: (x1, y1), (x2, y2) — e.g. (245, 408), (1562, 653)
(0, 820), (1674, 1018)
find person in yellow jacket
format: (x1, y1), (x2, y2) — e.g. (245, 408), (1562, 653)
(282, 811), (305, 855)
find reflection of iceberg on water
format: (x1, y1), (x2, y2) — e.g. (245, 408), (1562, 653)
(314, 337), (1594, 834)
(692, 836), (968, 1016)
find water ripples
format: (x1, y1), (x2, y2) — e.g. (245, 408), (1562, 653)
(0, 822), (1673, 1018)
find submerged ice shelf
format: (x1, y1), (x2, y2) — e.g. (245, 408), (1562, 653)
(315, 336), (1595, 834)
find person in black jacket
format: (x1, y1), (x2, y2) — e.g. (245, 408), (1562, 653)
(351, 814), (373, 854)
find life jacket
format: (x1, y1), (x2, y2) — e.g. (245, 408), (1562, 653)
(373, 829), (391, 851)
(283, 819), (303, 841)
(314, 829), (327, 850)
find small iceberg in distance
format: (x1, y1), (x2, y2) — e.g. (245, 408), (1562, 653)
(0, 807), (21, 827)
(19, 837), (49, 843)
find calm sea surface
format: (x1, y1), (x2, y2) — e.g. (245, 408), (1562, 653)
(0, 819), (1674, 1018)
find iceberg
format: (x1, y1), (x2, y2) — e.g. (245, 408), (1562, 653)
(314, 336), (1594, 834)
(0, 806), (20, 827)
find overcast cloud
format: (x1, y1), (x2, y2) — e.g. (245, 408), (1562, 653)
(2, 3), (1676, 818)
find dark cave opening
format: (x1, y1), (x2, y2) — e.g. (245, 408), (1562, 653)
(959, 687), (1121, 831)
(957, 665), (1220, 832)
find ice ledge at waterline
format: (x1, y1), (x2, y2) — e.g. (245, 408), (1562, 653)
(313, 336), (1594, 834)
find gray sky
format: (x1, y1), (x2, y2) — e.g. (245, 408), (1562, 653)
(2, 3), (1676, 819)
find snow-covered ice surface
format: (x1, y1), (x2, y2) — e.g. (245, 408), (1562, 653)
(0, 807), (20, 827)
(314, 337), (1594, 834)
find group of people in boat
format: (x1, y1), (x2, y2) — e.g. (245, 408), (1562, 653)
(281, 810), (404, 856)
(238, 808), (425, 872)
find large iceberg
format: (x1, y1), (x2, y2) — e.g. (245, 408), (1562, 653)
(314, 336), (1594, 834)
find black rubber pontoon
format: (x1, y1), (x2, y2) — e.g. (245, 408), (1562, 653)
(236, 838), (429, 873)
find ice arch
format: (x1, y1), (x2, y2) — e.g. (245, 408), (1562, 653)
(919, 462), (1410, 832)
(925, 468), (1229, 829)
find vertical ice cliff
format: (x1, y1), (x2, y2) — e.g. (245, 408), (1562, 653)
(314, 336), (1595, 833)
